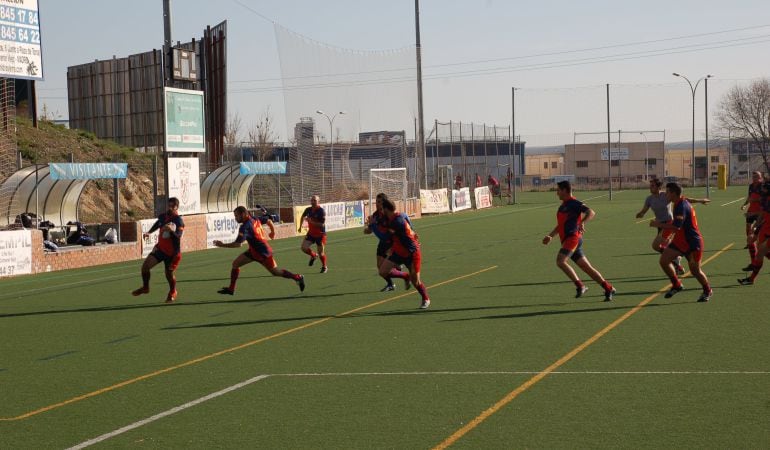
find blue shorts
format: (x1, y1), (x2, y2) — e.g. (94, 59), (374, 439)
(150, 249), (181, 270)
(304, 234), (326, 246)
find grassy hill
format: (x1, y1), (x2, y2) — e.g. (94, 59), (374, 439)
(12, 117), (157, 223)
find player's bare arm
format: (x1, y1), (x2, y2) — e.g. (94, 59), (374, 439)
(213, 237), (244, 249)
(265, 219), (276, 240)
(542, 226), (558, 245)
(635, 205), (649, 218)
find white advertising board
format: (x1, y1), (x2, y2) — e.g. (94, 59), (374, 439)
(474, 186), (492, 209)
(0, 230), (32, 277)
(168, 157), (201, 214)
(205, 212), (240, 249)
(420, 189), (451, 214)
(0, 1), (43, 80)
(452, 187), (471, 211)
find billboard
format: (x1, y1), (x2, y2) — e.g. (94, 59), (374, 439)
(165, 87), (205, 153)
(0, 0), (43, 80)
(168, 157), (201, 214)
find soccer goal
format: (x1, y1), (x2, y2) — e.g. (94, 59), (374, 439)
(369, 168), (408, 212)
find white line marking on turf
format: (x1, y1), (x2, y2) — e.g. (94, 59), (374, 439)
(67, 375), (270, 449)
(67, 367), (769, 448)
(721, 197), (745, 206)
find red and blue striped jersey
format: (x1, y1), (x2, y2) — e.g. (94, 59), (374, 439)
(303, 206), (326, 237)
(671, 199), (702, 251)
(556, 197), (588, 241)
(389, 212), (419, 257)
(151, 212), (184, 256)
(236, 215), (272, 258)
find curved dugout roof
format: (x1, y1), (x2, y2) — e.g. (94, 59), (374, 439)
(200, 163), (256, 213)
(0, 165), (89, 227)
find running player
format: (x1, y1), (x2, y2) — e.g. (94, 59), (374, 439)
(365, 193), (396, 291)
(215, 206), (305, 295)
(298, 195), (328, 273)
(740, 172), (764, 270)
(636, 178), (710, 274)
(738, 180), (770, 285)
(378, 198), (431, 309)
(653, 182), (712, 302)
(542, 181), (615, 301)
(132, 197), (185, 303)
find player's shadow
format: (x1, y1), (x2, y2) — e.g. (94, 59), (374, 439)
(442, 303), (668, 322)
(348, 302), (576, 318)
(475, 280), (572, 289)
(178, 275), (267, 283)
(0, 292), (355, 320)
(161, 314), (332, 329)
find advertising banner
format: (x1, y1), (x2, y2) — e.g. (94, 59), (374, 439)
(0, 230), (32, 277)
(239, 162), (287, 175)
(205, 212), (240, 249)
(420, 189), (450, 214)
(474, 186), (492, 209)
(139, 219), (159, 258)
(0, 0), (43, 80)
(168, 157), (200, 215)
(164, 87), (205, 153)
(452, 187), (471, 212)
(49, 163), (128, 180)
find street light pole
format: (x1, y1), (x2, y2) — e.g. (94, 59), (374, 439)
(316, 110), (345, 182)
(639, 131), (649, 180)
(672, 73), (712, 189)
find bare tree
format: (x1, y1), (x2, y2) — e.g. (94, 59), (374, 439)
(225, 112), (243, 146)
(247, 107), (278, 161)
(716, 78), (770, 173)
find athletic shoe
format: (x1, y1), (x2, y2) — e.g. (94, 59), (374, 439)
(737, 277), (753, 286)
(217, 287), (234, 295)
(604, 287), (616, 302)
(420, 299), (431, 309)
(675, 264), (686, 275)
(308, 256), (317, 267)
(320, 266), (328, 274)
(404, 277), (412, 290)
(296, 275), (305, 292)
(575, 286), (588, 298)
(131, 286), (149, 296)
(165, 290), (177, 303)
(380, 284), (396, 292)
(697, 289), (713, 302)
(741, 264), (755, 272)
(664, 285), (684, 299)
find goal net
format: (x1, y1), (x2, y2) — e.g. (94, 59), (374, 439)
(370, 168), (407, 212)
(273, 24), (417, 205)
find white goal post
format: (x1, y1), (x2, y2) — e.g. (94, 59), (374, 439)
(369, 168), (408, 213)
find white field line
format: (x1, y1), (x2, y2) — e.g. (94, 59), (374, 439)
(68, 368), (768, 448)
(721, 197), (745, 206)
(67, 375), (270, 449)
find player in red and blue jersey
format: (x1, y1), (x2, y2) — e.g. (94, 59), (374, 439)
(652, 182), (712, 302)
(739, 180), (770, 286)
(378, 198), (430, 309)
(132, 197), (185, 303)
(365, 193), (396, 291)
(214, 206), (305, 295)
(740, 172), (764, 269)
(542, 181), (615, 301)
(298, 195), (328, 273)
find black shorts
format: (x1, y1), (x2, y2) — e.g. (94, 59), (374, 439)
(376, 240), (391, 258)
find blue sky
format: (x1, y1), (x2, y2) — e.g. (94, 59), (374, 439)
(37, 0), (770, 144)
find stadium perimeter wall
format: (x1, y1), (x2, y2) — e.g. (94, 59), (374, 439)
(7, 198), (422, 277)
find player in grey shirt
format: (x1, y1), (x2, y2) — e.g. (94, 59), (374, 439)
(636, 179), (710, 274)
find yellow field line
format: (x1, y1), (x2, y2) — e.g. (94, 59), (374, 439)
(0, 266), (498, 422)
(432, 244), (733, 449)
(635, 218), (649, 224)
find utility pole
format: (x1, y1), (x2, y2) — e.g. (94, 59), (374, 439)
(415, 0), (426, 189)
